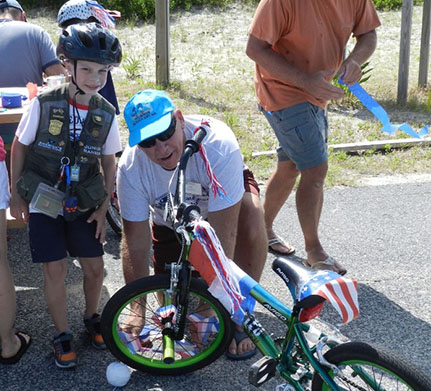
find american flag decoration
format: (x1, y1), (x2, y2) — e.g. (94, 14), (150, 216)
(298, 271), (359, 324)
(87, 0), (117, 28)
(187, 313), (219, 345)
(190, 219), (244, 319)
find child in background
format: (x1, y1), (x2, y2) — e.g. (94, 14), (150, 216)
(10, 23), (122, 369)
(57, 0), (121, 114)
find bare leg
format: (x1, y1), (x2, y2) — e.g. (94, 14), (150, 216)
(229, 192), (267, 356)
(0, 209), (23, 358)
(43, 259), (68, 333)
(234, 192), (267, 281)
(79, 256), (104, 317)
(264, 160), (299, 253)
(296, 162), (328, 263)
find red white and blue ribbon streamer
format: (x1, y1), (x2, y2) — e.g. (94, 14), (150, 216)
(194, 121), (232, 202)
(340, 80), (429, 139)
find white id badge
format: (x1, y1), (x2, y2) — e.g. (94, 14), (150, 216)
(185, 182), (202, 196)
(30, 183), (65, 219)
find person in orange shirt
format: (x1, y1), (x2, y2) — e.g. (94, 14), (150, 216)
(246, 0), (380, 274)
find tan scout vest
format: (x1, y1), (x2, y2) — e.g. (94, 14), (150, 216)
(17, 83), (115, 210)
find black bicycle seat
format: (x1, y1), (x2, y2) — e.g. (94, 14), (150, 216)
(272, 257), (326, 309)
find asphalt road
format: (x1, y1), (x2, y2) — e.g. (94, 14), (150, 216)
(2, 177), (431, 390)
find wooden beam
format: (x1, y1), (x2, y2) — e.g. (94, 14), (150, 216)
(155, 0), (170, 87)
(419, 0), (431, 87)
(397, 0), (413, 105)
(251, 138), (431, 157)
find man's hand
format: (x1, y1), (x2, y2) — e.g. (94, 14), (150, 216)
(336, 58), (362, 86)
(302, 70), (345, 101)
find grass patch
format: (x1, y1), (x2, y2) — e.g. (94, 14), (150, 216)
(28, 3), (431, 186)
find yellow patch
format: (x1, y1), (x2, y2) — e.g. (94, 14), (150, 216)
(48, 120), (63, 136)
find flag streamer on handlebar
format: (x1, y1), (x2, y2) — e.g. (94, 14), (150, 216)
(194, 122), (232, 203)
(190, 219), (251, 324)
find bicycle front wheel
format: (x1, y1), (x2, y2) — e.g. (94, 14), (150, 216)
(311, 341), (431, 391)
(106, 187), (122, 236)
(101, 275), (233, 375)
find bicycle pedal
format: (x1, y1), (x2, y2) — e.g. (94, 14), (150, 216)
(248, 356), (278, 387)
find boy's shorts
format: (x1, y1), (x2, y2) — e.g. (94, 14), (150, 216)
(0, 161), (10, 210)
(260, 102), (329, 170)
(28, 210), (104, 263)
(152, 169), (260, 274)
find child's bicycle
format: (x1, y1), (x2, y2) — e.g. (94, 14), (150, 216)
(101, 127), (431, 390)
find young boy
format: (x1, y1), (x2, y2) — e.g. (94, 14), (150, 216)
(10, 23), (122, 369)
(57, 0), (121, 114)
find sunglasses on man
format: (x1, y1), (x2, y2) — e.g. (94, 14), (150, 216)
(138, 116), (177, 149)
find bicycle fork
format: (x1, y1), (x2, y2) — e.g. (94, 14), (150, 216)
(161, 261), (193, 364)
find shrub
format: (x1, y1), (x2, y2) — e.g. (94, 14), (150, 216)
(373, 0), (423, 10)
(16, 0), (427, 21)
(19, 0), (233, 21)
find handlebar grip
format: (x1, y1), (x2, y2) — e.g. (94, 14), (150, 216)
(184, 125), (208, 153)
(177, 203), (201, 224)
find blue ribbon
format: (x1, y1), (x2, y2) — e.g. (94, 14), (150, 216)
(339, 79), (429, 139)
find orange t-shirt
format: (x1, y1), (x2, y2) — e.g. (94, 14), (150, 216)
(249, 0), (381, 111)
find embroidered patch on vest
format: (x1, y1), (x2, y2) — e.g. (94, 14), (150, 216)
(91, 129), (100, 138)
(48, 119), (63, 136)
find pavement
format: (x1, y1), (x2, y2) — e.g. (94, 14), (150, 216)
(2, 177), (431, 390)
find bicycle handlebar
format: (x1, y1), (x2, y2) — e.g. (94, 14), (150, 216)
(174, 125), (208, 223)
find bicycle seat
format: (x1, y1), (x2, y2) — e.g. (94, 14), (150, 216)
(272, 257), (326, 309)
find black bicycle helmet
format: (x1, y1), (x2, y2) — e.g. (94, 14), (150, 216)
(57, 22), (122, 66)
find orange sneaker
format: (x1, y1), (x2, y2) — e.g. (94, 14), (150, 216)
(53, 332), (77, 369)
(84, 313), (106, 349)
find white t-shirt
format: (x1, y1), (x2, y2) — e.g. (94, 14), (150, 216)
(117, 115), (245, 228)
(16, 97), (122, 155)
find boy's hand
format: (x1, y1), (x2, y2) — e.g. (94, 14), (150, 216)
(87, 207), (107, 244)
(10, 194), (29, 223)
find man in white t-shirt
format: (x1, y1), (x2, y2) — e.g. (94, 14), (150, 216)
(118, 89), (267, 360)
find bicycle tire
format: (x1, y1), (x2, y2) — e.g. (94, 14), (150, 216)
(311, 341), (431, 391)
(106, 190), (122, 236)
(101, 274), (233, 375)
(106, 154), (122, 236)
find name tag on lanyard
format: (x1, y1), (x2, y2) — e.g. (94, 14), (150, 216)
(186, 182), (202, 196)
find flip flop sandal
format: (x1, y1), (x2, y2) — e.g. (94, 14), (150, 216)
(268, 236), (295, 256)
(225, 329), (257, 361)
(303, 256), (347, 276)
(0, 331), (32, 365)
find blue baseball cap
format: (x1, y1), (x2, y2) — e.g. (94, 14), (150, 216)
(0, 0), (24, 12)
(124, 89), (175, 147)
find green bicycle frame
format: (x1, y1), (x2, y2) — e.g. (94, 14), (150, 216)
(242, 283), (343, 391)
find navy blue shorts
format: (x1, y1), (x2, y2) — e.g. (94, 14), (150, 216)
(28, 211), (104, 263)
(260, 102), (329, 170)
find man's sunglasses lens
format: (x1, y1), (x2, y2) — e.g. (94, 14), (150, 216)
(139, 117), (176, 148)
